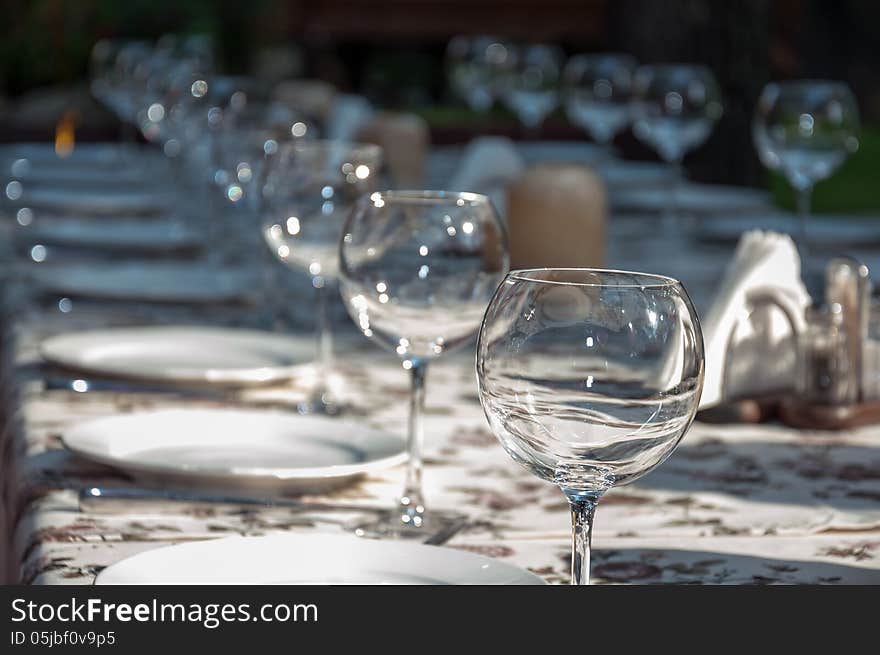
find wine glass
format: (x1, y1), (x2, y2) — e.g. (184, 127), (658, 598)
(752, 80), (859, 262)
(261, 140), (383, 413)
(563, 53), (637, 150)
(500, 43), (563, 134)
(476, 268), (704, 584)
(445, 35), (512, 113)
(339, 190), (509, 537)
(632, 64), (723, 221)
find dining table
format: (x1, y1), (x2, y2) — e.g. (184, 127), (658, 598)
(2, 141), (880, 585)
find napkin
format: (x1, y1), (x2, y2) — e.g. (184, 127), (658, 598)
(448, 137), (526, 217)
(699, 230), (811, 409)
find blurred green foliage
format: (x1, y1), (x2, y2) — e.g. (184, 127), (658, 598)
(0, 0), (268, 96)
(768, 125), (880, 214)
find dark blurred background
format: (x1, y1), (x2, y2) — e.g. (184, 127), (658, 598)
(2, 0), (878, 209)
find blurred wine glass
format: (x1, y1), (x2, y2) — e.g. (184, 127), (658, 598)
(261, 140), (383, 413)
(445, 35), (512, 113)
(89, 39), (124, 113)
(500, 43), (563, 134)
(563, 53), (637, 150)
(477, 268), (704, 584)
(632, 64), (723, 221)
(753, 80), (860, 258)
(339, 190), (509, 537)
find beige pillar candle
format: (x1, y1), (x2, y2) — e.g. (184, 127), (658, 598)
(506, 163), (607, 269)
(357, 112), (429, 188)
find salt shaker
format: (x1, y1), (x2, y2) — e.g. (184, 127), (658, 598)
(798, 303), (853, 404)
(824, 258), (871, 403)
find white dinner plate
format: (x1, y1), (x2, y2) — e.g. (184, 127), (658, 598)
(63, 409), (407, 493)
(31, 262), (257, 304)
(40, 326), (311, 386)
(600, 160), (676, 189)
(517, 140), (605, 166)
(18, 217), (199, 252)
(694, 213), (880, 248)
(96, 534), (545, 584)
(0, 142), (162, 167)
(613, 183), (772, 214)
(14, 186), (170, 216)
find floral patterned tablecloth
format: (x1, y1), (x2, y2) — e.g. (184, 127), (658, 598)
(9, 309), (880, 585)
(4, 147), (880, 585)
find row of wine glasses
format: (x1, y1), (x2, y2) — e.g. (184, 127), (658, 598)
(445, 38), (723, 156)
(88, 35), (706, 586)
(261, 157), (706, 584)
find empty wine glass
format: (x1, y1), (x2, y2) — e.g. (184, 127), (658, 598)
(563, 53), (637, 149)
(446, 35), (512, 113)
(477, 269), (704, 584)
(261, 140), (383, 413)
(500, 43), (563, 133)
(632, 64), (723, 221)
(339, 190), (509, 537)
(753, 80), (860, 258)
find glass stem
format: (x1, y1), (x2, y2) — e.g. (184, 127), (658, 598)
(666, 155), (684, 230)
(795, 184), (813, 260)
(400, 358), (427, 523)
(794, 184), (816, 293)
(567, 492), (601, 585)
(313, 280), (333, 378)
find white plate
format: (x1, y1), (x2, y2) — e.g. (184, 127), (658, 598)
(0, 142), (161, 167)
(64, 409), (407, 493)
(517, 140), (605, 166)
(600, 160), (676, 189)
(96, 534), (545, 584)
(695, 214), (880, 247)
(32, 262), (256, 304)
(613, 183), (771, 214)
(41, 326), (311, 386)
(15, 186), (170, 216)
(19, 217), (199, 252)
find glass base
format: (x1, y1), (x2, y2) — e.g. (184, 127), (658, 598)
(293, 366), (348, 415)
(350, 509), (467, 544)
(296, 393), (342, 416)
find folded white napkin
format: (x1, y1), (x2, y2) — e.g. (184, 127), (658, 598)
(699, 230), (811, 409)
(325, 94), (376, 142)
(448, 137), (526, 218)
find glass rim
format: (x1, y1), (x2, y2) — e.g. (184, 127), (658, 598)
(367, 189), (493, 205)
(506, 267), (682, 289)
